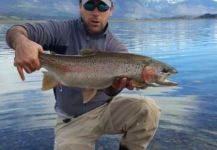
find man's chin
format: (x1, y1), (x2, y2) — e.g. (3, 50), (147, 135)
(88, 27), (103, 35)
(88, 26), (103, 34)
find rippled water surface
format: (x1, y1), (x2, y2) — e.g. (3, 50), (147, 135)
(0, 19), (217, 150)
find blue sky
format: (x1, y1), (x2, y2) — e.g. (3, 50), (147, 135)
(0, 0), (217, 19)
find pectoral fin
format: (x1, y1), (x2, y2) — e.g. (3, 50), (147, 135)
(82, 89), (97, 103)
(42, 71), (58, 91)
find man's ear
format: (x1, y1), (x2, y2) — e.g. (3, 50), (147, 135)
(109, 6), (114, 16)
(109, 11), (113, 17)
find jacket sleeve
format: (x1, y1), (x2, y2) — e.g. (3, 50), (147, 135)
(21, 20), (72, 53)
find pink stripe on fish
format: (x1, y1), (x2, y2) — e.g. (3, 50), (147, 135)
(56, 63), (109, 73)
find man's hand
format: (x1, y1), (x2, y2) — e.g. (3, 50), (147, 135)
(6, 26), (44, 81)
(104, 77), (134, 97)
(14, 38), (43, 80)
(112, 77), (134, 91)
(110, 77), (149, 94)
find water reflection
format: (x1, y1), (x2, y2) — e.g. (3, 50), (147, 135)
(111, 20), (217, 58)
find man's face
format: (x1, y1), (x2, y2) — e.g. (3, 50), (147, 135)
(80, 0), (113, 34)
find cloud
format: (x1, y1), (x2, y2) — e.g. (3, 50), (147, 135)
(16, 1), (36, 9)
(15, 0), (79, 16)
(174, 4), (209, 16)
(167, 0), (186, 4)
(53, 1), (79, 14)
(122, 2), (159, 18)
(135, 0), (186, 4)
(16, 0), (47, 10)
(143, 0), (161, 2)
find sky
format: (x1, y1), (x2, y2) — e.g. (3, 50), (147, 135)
(0, 0), (217, 19)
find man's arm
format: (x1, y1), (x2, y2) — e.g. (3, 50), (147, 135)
(6, 26), (43, 80)
(6, 26), (28, 49)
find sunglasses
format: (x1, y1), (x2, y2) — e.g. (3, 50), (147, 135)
(83, 1), (110, 12)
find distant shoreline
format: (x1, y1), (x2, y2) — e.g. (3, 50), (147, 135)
(1, 13), (217, 24)
(0, 19), (41, 24)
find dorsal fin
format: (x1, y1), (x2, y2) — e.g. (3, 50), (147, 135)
(80, 49), (97, 56)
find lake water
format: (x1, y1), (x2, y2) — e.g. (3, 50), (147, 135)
(0, 19), (217, 150)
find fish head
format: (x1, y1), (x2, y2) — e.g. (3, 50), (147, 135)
(141, 61), (178, 86)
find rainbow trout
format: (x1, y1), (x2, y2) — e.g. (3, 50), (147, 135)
(40, 49), (177, 103)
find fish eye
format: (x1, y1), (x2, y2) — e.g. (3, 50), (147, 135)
(162, 68), (170, 73)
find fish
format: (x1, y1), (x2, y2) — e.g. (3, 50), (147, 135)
(39, 49), (178, 103)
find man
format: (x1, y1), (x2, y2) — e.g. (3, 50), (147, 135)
(6, 0), (160, 150)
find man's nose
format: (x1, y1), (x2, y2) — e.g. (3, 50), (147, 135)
(92, 7), (100, 16)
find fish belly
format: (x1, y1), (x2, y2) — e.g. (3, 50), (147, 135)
(56, 72), (114, 89)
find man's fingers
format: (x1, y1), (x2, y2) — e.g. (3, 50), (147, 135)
(23, 65), (33, 74)
(32, 59), (41, 70)
(35, 46), (43, 69)
(38, 46), (44, 53)
(120, 77), (127, 88)
(113, 77), (128, 90)
(126, 80), (134, 90)
(112, 78), (119, 89)
(16, 65), (25, 81)
(15, 61), (38, 81)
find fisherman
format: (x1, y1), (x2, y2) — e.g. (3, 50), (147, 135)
(6, 0), (161, 150)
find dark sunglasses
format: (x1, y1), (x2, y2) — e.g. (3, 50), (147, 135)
(83, 1), (110, 12)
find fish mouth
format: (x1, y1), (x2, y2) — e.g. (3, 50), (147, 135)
(148, 69), (178, 87)
(156, 69), (178, 86)
(147, 79), (177, 87)
(155, 79), (178, 86)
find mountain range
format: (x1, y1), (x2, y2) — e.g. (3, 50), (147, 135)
(1, 0), (217, 20)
